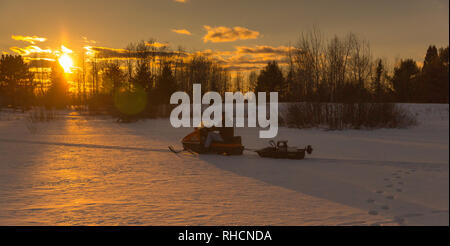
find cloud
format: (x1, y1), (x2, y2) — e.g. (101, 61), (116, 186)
(85, 46), (183, 59)
(223, 65), (263, 72)
(11, 35), (47, 44)
(203, 26), (260, 43)
(10, 45), (52, 56)
(235, 45), (296, 55)
(81, 36), (97, 44)
(174, 0), (187, 3)
(225, 54), (289, 66)
(145, 41), (169, 48)
(27, 58), (56, 68)
(191, 45), (292, 71)
(172, 29), (192, 35)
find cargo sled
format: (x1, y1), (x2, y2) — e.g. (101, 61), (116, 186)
(256, 140), (313, 160)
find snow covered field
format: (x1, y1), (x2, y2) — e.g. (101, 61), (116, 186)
(0, 104), (448, 225)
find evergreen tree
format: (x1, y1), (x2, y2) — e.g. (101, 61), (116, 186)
(155, 62), (177, 104)
(419, 45), (441, 102)
(46, 62), (69, 108)
(0, 55), (34, 107)
(285, 68), (295, 101)
(255, 61), (284, 94)
(372, 59), (385, 102)
(102, 62), (124, 95)
(437, 46), (449, 103)
(418, 45), (449, 103)
(391, 59), (419, 102)
(132, 61), (152, 92)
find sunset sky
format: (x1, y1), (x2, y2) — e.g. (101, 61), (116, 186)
(0, 0), (448, 71)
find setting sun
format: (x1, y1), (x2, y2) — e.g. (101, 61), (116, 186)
(58, 45), (74, 73)
(58, 53), (73, 73)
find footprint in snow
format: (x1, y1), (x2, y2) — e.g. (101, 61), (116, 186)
(380, 205), (390, 210)
(367, 198), (375, 203)
(375, 190), (384, 194)
(386, 184), (393, 188)
(396, 188), (403, 192)
(385, 195), (395, 200)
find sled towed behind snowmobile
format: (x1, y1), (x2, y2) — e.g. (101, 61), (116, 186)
(256, 140), (313, 160)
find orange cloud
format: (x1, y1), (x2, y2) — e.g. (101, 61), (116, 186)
(174, 0), (187, 3)
(235, 45), (296, 55)
(11, 35), (47, 44)
(84, 46), (181, 59)
(172, 29), (192, 35)
(10, 45), (52, 56)
(191, 45), (291, 71)
(82, 36), (97, 44)
(203, 26), (260, 43)
(145, 41), (169, 48)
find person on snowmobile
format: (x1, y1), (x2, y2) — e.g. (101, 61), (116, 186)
(204, 129), (223, 149)
(204, 113), (234, 150)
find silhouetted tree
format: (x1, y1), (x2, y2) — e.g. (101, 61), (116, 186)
(46, 63), (69, 108)
(234, 72), (244, 92)
(247, 71), (258, 93)
(372, 59), (387, 102)
(438, 46), (449, 103)
(0, 55), (34, 108)
(418, 45), (449, 103)
(255, 61), (284, 94)
(154, 62), (177, 104)
(102, 62), (124, 95)
(285, 68), (295, 101)
(294, 28), (325, 101)
(391, 59), (420, 102)
(132, 61), (152, 92)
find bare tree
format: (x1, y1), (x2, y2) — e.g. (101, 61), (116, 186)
(294, 27), (326, 100)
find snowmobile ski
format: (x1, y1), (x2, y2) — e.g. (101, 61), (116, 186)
(168, 145), (184, 153)
(168, 145), (196, 155)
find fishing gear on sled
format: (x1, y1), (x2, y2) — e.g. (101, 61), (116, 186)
(168, 127), (313, 160)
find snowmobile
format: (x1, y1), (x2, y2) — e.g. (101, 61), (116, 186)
(169, 127), (245, 155)
(168, 129), (313, 160)
(255, 140), (313, 160)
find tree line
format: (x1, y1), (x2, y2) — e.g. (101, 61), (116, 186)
(0, 31), (448, 115)
(255, 30), (448, 104)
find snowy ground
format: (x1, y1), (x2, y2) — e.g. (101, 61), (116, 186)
(0, 104), (448, 225)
